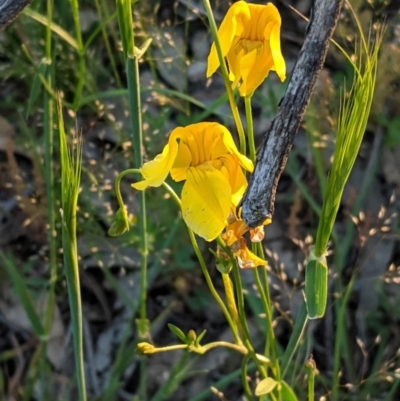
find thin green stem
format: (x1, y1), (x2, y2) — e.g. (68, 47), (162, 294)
(253, 243), (280, 376)
(141, 339), (271, 364)
(68, 0), (85, 109)
(150, 353), (192, 401)
(231, 261), (267, 379)
(120, 9), (149, 396)
(41, 0), (57, 397)
(114, 169), (140, 208)
(241, 354), (255, 401)
(244, 96), (256, 162)
(332, 276), (355, 401)
(93, 0), (123, 89)
(281, 302), (308, 378)
(202, 0), (246, 154)
(252, 265), (279, 376)
(58, 100), (86, 401)
(221, 273), (241, 338)
(306, 357), (316, 401)
(125, 46), (148, 345)
(161, 183), (241, 345)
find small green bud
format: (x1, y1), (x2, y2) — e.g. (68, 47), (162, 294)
(108, 207), (131, 237)
(187, 330), (197, 343)
(210, 247), (232, 274)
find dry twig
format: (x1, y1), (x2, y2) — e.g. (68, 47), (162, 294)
(242, 0), (344, 227)
(0, 0), (33, 32)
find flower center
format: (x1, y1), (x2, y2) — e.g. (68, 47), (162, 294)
(235, 38), (264, 55)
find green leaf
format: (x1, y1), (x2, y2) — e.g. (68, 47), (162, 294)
(26, 59), (47, 117)
(196, 329), (207, 345)
(0, 253), (45, 337)
(22, 8), (78, 50)
(280, 380), (299, 401)
(133, 38), (152, 59)
(280, 302), (308, 376)
(255, 377), (278, 396)
(305, 257), (328, 319)
(167, 324), (187, 343)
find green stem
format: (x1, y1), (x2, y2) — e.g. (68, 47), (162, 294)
(231, 260), (267, 379)
(69, 0), (85, 109)
(241, 354), (255, 401)
(280, 302), (308, 378)
(332, 276), (355, 401)
(161, 183), (241, 345)
(150, 352), (191, 401)
(254, 243), (280, 378)
(306, 357), (316, 401)
(94, 0), (123, 89)
(58, 102), (86, 401)
(126, 54), (148, 341)
(221, 273), (241, 338)
(244, 95), (256, 162)
(142, 339), (271, 364)
(202, 0), (246, 154)
(125, 25), (148, 398)
(62, 224), (86, 401)
(41, 0), (57, 397)
(114, 168), (139, 208)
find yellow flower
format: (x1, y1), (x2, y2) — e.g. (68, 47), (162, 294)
(207, 1), (286, 96)
(132, 122), (253, 241)
(222, 209), (271, 268)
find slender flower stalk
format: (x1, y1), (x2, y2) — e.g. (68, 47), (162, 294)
(58, 98), (86, 401)
(202, 0), (246, 154)
(115, 2), (149, 397)
(221, 273), (241, 334)
(68, 0), (85, 109)
(41, 1), (57, 397)
(161, 182), (242, 345)
(115, 0), (149, 345)
(244, 96), (256, 161)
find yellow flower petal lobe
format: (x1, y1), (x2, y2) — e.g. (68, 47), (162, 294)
(132, 141), (178, 190)
(208, 1), (286, 95)
(207, 1), (250, 77)
(181, 165), (231, 241)
(270, 23), (286, 81)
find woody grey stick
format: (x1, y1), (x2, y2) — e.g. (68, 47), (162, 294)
(0, 0), (33, 32)
(241, 0), (344, 227)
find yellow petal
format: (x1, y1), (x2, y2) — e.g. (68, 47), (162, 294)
(262, 3), (282, 37)
(171, 141), (192, 181)
(270, 23), (286, 82)
(207, 1), (250, 77)
(237, 240), (267, 269)
(181, 165), (231, 241)
(255, 4), (277, 40)
(222, 219), (248, 247)
(238, 48), (258, 96)
(132, 142), (178, 190)
(217, 125), (254, 172)
(226, 37), (244, 87)
(132, 127), (186, 190)
(218, 155), (248, 206)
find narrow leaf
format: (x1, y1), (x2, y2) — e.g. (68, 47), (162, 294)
(280, 380), (299, 401)
(1, 253), (45, 337)
(26, 59), (47, 117)
(167, 323), (187, 343)
(305, 257), (328, 319)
